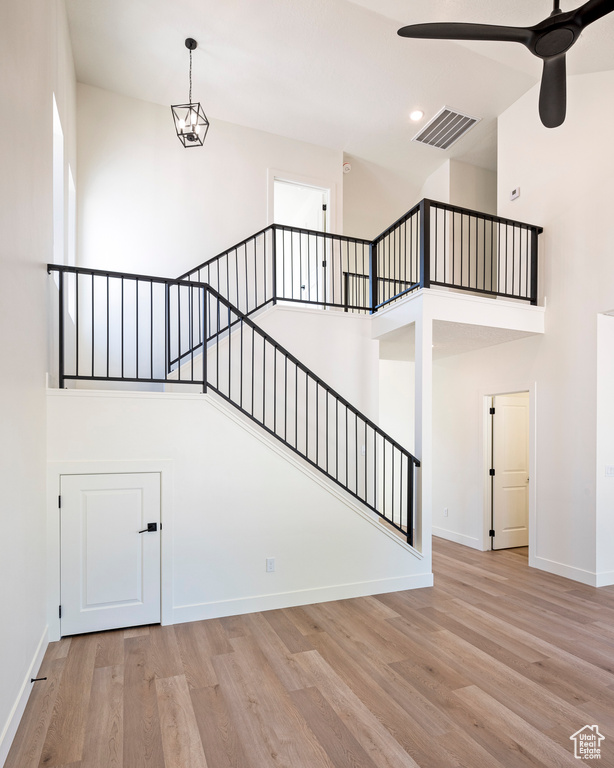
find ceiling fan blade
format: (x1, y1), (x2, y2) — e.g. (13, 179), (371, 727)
(397, 22), (531, 46)
(576, 0), (614, 27)
(539, 55), (567, 128)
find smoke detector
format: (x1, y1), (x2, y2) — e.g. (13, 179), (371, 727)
(343, 162), (352, 174)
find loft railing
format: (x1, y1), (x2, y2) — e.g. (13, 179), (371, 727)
(48, 264), (420, 544)
(178, 200), (542, 314)
(177, 225), (373, 316)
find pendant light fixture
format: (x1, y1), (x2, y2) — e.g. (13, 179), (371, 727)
(171, 38), (210, 148)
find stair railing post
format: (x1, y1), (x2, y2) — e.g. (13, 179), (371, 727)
(271, 225), (278, 305)
(58, 268), (65, 389)
(419, 199), (431, 290)
(369, 241), (378, 313)
(202, 287), (208, 393)
(530, 226), (539, 306)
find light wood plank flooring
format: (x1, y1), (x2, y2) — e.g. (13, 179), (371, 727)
(6, 538), (614, 767)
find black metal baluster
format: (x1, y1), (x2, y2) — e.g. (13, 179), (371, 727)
(392, 445), (395, 527)
(512, 225), (516, 297)
(262, 336), (266, 425)
(216, 297), (220, 390)
(253, 238), (258, 310)
(251, 319), (255, 416)
(326, 388), (329, 473)
(227, 301), (231, 398)
(335, 399), (339, 480)
(136, 279), (140, 380)
(202, 289), (208, 392)
(190, 286), (195, 383)
(106, 275), (110, 378)
(58, 269), (65, 388)
(91, 273), (94, 377)
(75, 273), (80, 377)
(163, 282), (168, 381)
(150, 281), (154, 379)
(316, 382), (319, 467)
(240, 314), (244, 408)
(355, 412), (358, 494)
(305, 370), (308, 458)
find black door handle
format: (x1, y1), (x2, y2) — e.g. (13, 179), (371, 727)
(138, 523), (158, 533)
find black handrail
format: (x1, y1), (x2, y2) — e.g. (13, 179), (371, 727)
(48, 264), (419, 544)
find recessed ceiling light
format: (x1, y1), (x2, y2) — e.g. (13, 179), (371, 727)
(410, 110), (424, 122)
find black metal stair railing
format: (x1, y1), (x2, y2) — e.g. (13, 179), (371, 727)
(48, 264), (420, 544)
(177, 200), (542, 315)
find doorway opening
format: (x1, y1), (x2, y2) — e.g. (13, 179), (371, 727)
(486, 391), (530, 551)
(272, 178), (329, 232)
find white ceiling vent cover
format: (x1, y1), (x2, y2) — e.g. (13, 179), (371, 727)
(413, 107), (481, 150)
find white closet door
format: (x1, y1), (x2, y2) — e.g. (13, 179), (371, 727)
(60, 472), (161, 635)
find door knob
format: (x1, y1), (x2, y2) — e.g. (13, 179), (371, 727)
(138, 523), (158, 533)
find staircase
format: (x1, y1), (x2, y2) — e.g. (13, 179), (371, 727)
(48, 199), (543, 546)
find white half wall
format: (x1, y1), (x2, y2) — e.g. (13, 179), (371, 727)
(47, 389), (431, 637)
(77, 83), (343, 277)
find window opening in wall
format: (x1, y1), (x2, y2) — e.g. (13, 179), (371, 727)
(67, 166), (76, 320)
(52, 95), (65, 268)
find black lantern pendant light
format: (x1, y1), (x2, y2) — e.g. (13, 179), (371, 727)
(171, 38), (210, 147)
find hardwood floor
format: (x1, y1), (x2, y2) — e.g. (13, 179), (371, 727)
(6, 538), (614, 767)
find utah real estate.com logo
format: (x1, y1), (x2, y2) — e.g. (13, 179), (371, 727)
(570, 725), (605, 760)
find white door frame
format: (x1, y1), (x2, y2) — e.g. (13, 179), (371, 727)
(480, 384), (537, 555)
(47, 459), (173, 641)
(266, 168), (341, 234)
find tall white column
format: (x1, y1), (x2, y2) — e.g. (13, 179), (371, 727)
(413, 307), (433, 560)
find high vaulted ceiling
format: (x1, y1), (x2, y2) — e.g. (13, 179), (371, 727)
(66, 0), (614, 187)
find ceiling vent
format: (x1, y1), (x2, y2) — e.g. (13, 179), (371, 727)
(412, 106), (480, 150)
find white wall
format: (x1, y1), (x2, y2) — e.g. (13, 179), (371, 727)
(257, 306), (379, 420)
(596, 313), (614, 585)
(342, 154), (419, 240)
(429, 70), (614, 585)
(47, 390), (431, 636)
(77, 84), (343, 277)
(0, 1), (77, 763)
(419, 158), (496, 213)
(449, 160), (496, 215)
(378, 360), (415, 453)
(419, 160), (450, 204)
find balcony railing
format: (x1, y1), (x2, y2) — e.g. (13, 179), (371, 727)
(178, 200), (543, 315)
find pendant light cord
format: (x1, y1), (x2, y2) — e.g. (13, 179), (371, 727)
(189, 48), (193, 104)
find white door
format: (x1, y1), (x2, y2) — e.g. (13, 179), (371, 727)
(273, 178), (330, 303)
(60, 472), (161, 635)
(491, 393), (529, 549)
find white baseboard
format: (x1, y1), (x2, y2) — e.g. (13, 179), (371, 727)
(432, 527), (483, 551)
(596, 571), (614, 587)
(530, 555), (598, 586)
(172, 572), (434, 624)
(0, 625), (48, 768)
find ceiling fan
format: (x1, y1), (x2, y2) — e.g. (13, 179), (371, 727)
(398, 0), (614, 128)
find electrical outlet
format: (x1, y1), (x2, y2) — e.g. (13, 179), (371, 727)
(361, 445), (366, 456)
(443, 507), (448, 517)
(266, 557), (275, 572)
